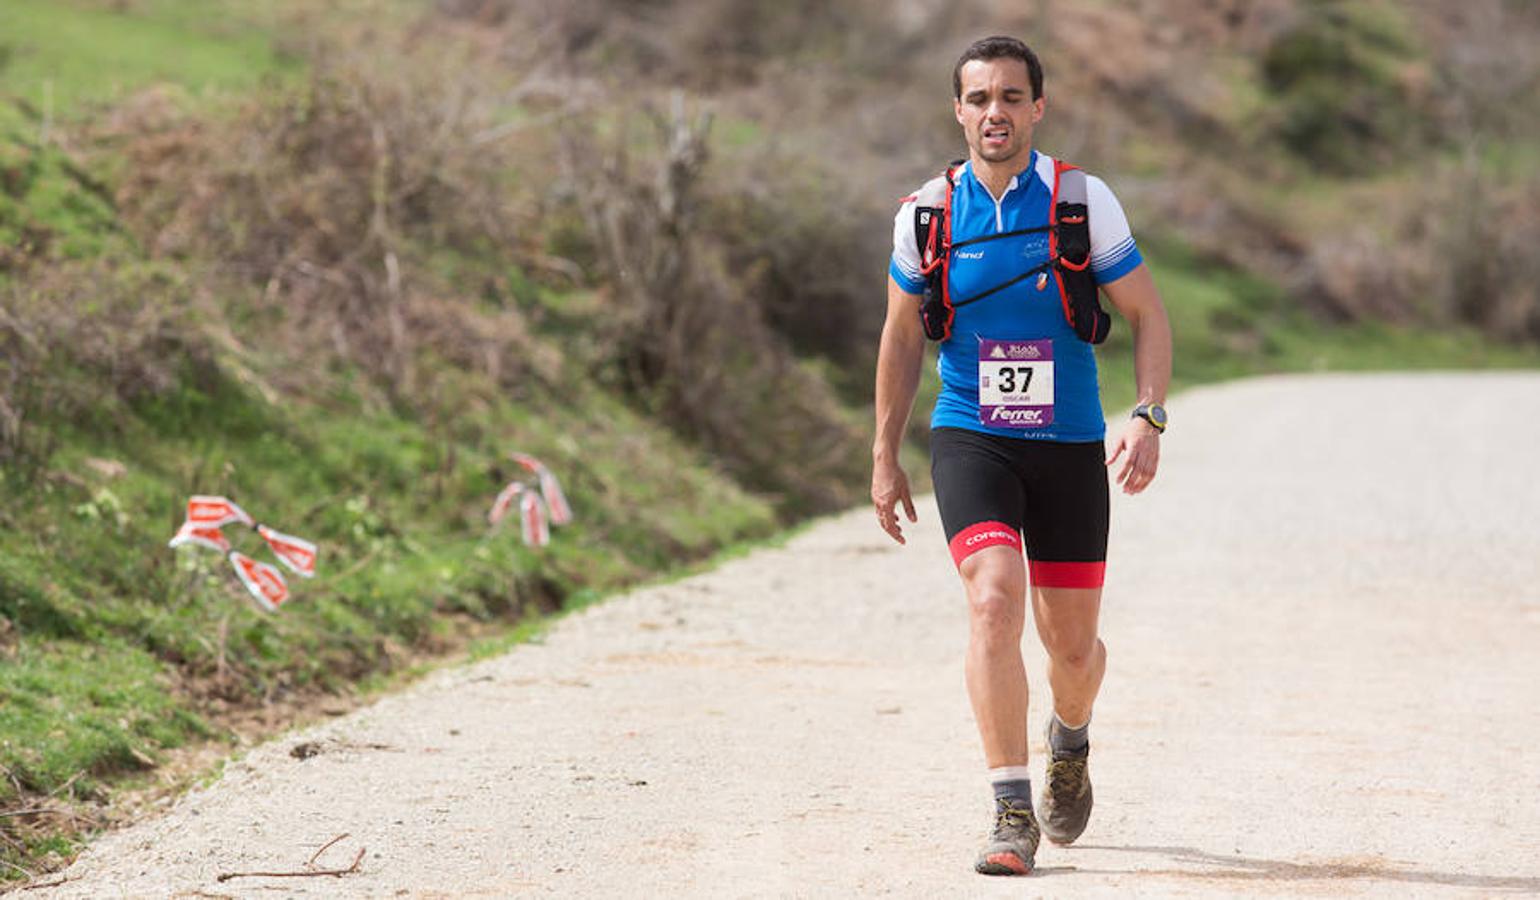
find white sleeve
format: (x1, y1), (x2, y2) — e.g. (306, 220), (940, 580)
(1085, 175), (1142, 281)
(889, 196), (926, 294)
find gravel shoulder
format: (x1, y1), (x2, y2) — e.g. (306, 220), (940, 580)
(41, 373), (1540, 898)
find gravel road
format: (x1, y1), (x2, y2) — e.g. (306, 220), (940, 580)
(41, 373), (1540, 898)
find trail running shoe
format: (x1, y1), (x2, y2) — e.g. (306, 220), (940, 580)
(1039, 719), (1093, 845)
(974, 797), (1040, 876)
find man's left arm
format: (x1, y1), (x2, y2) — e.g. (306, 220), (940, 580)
(1100, 264), (1172, 495)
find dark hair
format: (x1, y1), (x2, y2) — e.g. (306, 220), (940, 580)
(953, 36), (1043, 100)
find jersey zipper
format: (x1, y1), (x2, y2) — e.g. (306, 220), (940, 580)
(990, 175), (1019, 233)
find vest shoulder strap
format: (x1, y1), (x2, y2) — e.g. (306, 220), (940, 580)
(1053, 162), (1090, 217)
(912, 171), (951, 270)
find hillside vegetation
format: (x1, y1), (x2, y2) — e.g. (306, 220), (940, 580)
(3, 0), (1539, 882)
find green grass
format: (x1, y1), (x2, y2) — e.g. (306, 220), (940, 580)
(0, 101), (130, 265)
(0, 15), (781, 876)
(4, 357), (776, 686)
(0, 0), (292, 112)
(0, 286), (777, 883)
(0, 0), (298, 276)
(0, 641), (207, 803)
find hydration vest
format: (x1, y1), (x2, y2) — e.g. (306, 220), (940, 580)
(912, 159), (1111, 344)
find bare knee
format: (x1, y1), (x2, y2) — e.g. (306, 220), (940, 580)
(967, 586), (1024, 648)
(1049, 636), (1105, 674)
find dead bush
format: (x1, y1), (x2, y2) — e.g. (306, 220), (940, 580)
(560, 96), (866, 513)
(0, 262), (210, 464)
(1293, 157), (1540, 340)
(105, 46), (555, 407)
(1425, 162), (1540, 338)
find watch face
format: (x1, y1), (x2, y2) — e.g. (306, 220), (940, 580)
(1149, 405), (1168, 427)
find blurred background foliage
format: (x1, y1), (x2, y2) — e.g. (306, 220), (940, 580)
(2, 0), (1538, 880)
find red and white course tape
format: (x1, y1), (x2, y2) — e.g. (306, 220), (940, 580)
(167, 495), (317, 612)
(257, 524), (318, 578)
(229, 551), (290, 612)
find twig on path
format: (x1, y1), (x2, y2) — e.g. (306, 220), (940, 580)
(215, 847), (365, 883)
(0, 808), (49, 820)
(19, 875), (76, 891)
(305, 832), (350, 868)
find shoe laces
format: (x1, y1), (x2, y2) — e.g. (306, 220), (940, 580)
(1046, 756), (1088, 807)
(993, 799), (1037, 838)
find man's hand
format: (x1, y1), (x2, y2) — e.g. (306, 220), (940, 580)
(1106, 417), (1161, 495)
(872, 458), (918, 544)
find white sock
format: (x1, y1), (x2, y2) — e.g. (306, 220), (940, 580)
(989, 765), (1033, 803)
(988, 765), (1033, 784)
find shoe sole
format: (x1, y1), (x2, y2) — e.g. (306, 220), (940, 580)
(976, 851), (1033, 875)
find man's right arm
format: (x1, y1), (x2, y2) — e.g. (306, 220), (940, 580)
(872, 275), (927, 544)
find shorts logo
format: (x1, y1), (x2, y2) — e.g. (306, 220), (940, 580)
(965, 530), (1015, 547)
(949, 520), (1021, 566)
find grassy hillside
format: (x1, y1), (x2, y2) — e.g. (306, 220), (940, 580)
(0, 1), (786, 880)
(3, 0), (1538, 885)
(0, 0), (290, 110)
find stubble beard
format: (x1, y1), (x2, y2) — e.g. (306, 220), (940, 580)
(974, 133), (1026, 165)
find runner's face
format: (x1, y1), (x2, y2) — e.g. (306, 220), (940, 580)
(954, 58), (1043, 164)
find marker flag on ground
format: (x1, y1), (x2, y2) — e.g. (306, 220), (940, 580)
(257, 525), (318, 578)
(229, 551), (289, 612)
(488, 481), (524, 526)
(536, 468), (572, 526)
(510, 453), (572, 526)
(187, 495), (254, 529)
(520, 490), (550, 547)
(511, 452), (542, 477)
(168, 522), (232, 554)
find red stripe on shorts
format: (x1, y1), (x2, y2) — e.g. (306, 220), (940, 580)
(949, 520), (1022, 566)
(1028, 560), (1106, 589)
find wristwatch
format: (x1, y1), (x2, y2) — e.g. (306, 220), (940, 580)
(1132, 403), (1167, 433)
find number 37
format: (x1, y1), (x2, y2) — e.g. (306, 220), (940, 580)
(998, 365), (1034, 393)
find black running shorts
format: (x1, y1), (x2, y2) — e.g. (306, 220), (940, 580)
(929, 426), (1109, 588)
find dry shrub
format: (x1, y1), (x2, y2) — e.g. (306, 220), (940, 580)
(1425, 163), (1540, 338)
(1416, 0), (1540, 141)
(1298, 227), (1423, 325)
(561, 98), (866, 513)
(0, 262), (209, 463)
(1294, 158), (1540, 339)
(707, 171), (889, 369)
(87, 17), (870, 511)
(105, 47), (557, 407)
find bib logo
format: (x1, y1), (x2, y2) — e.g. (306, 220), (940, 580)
(989, 407), (1045, 426)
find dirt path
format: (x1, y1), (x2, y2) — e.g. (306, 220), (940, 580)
(42, 374), (1540, 898)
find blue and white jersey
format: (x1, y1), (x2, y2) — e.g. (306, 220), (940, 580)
(890, 151), (1143, 443)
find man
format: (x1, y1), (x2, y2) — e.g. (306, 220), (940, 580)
(871, 36), (1172, 876)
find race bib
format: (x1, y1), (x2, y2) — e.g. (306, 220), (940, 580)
(978, 339), (1054, 429)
